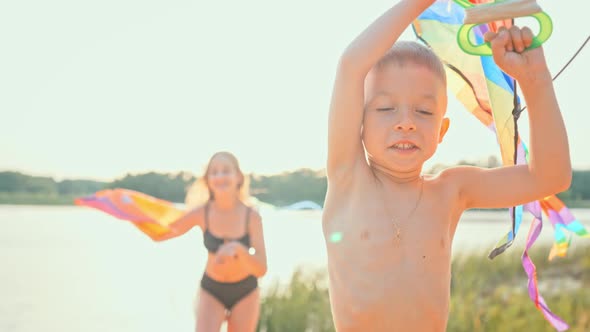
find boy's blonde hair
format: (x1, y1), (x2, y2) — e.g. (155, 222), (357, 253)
(376, 41), (446, 86)
(184, 151), (251, 208)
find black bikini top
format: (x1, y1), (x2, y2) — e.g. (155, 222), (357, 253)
(203, 203), (251, 253)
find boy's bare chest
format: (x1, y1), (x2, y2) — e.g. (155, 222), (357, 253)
(325, 192), (451, 251)
(322, 179), (457, 329)
(322, 188), (456, 291)
(325, 213), (450, 270)
(323, 197), (453, 329)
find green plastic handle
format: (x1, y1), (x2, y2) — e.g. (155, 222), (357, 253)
(456, 11), (553, 56)
(454, 0), (474, 9)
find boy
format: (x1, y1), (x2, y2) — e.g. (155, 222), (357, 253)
(322, 0), (571, 331)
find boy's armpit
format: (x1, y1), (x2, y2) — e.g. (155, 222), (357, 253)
(326, 156), (374, 190)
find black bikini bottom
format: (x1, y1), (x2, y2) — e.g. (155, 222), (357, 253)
(200, 273), (258, 311)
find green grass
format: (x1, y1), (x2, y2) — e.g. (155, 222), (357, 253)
(448, 245), (590, 331)
(258, 268), (334, 332)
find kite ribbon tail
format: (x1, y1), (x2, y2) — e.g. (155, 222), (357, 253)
(522, 203), (569, 331)
(488, 205), (523, 259)
(541, 196), (590, 260)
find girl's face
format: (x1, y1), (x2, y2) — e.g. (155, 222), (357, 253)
(206, 154), (243, 198)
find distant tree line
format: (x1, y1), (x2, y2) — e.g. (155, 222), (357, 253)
(105, 172), (196, 203)
(0, 171), (104, 196)
(0, 165), (588, 207)
(0, 169), (327, 206)
(250, 169), (327, 207)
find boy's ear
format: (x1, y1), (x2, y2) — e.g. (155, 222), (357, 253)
(438, 117), (450, 143)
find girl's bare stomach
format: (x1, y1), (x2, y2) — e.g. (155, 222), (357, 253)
(203, 253), (252, 283)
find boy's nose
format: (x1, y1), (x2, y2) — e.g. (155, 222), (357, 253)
(394, 111), (416, 131)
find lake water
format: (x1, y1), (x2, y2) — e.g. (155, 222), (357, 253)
(1, 205), (589, 332)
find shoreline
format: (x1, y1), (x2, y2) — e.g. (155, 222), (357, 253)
(2, 200), (590, 209)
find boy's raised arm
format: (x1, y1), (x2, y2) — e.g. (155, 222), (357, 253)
(455, 28), (571, 210)
(327, 0), (434, 183)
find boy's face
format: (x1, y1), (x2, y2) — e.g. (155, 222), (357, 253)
(363, 62), (449, 173)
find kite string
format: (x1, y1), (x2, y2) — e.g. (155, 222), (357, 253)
(521, 34), (590, 112)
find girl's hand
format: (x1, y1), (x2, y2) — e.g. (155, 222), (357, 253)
(215, 241), (247, 264)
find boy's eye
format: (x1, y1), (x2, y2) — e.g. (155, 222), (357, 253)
(417, 109), (432, 115)
(376, 107), (394, 112)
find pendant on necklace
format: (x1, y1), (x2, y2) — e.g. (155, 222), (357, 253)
(361, 230), (370, 240)
(393, 222), (401, 241)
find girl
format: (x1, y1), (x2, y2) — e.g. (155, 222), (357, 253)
(156, 151), (268, 332)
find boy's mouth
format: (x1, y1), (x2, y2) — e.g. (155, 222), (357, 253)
(391, 141), (419, 150)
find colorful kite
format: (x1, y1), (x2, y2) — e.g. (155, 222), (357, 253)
(75, 188), (185, 240)
(412, 0), (589, 330)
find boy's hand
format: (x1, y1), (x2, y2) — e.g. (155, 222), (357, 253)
(484, 26), (550, 83)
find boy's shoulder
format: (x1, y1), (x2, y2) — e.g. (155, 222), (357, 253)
(426, 165), (489, 199)
(428, 165), (471, 184)
(435, 165), (486, 179)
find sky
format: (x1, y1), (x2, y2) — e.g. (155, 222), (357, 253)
(1, 0), (588, 181)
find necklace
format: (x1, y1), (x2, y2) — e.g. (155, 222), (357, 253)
(379, 175), (425, 242)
